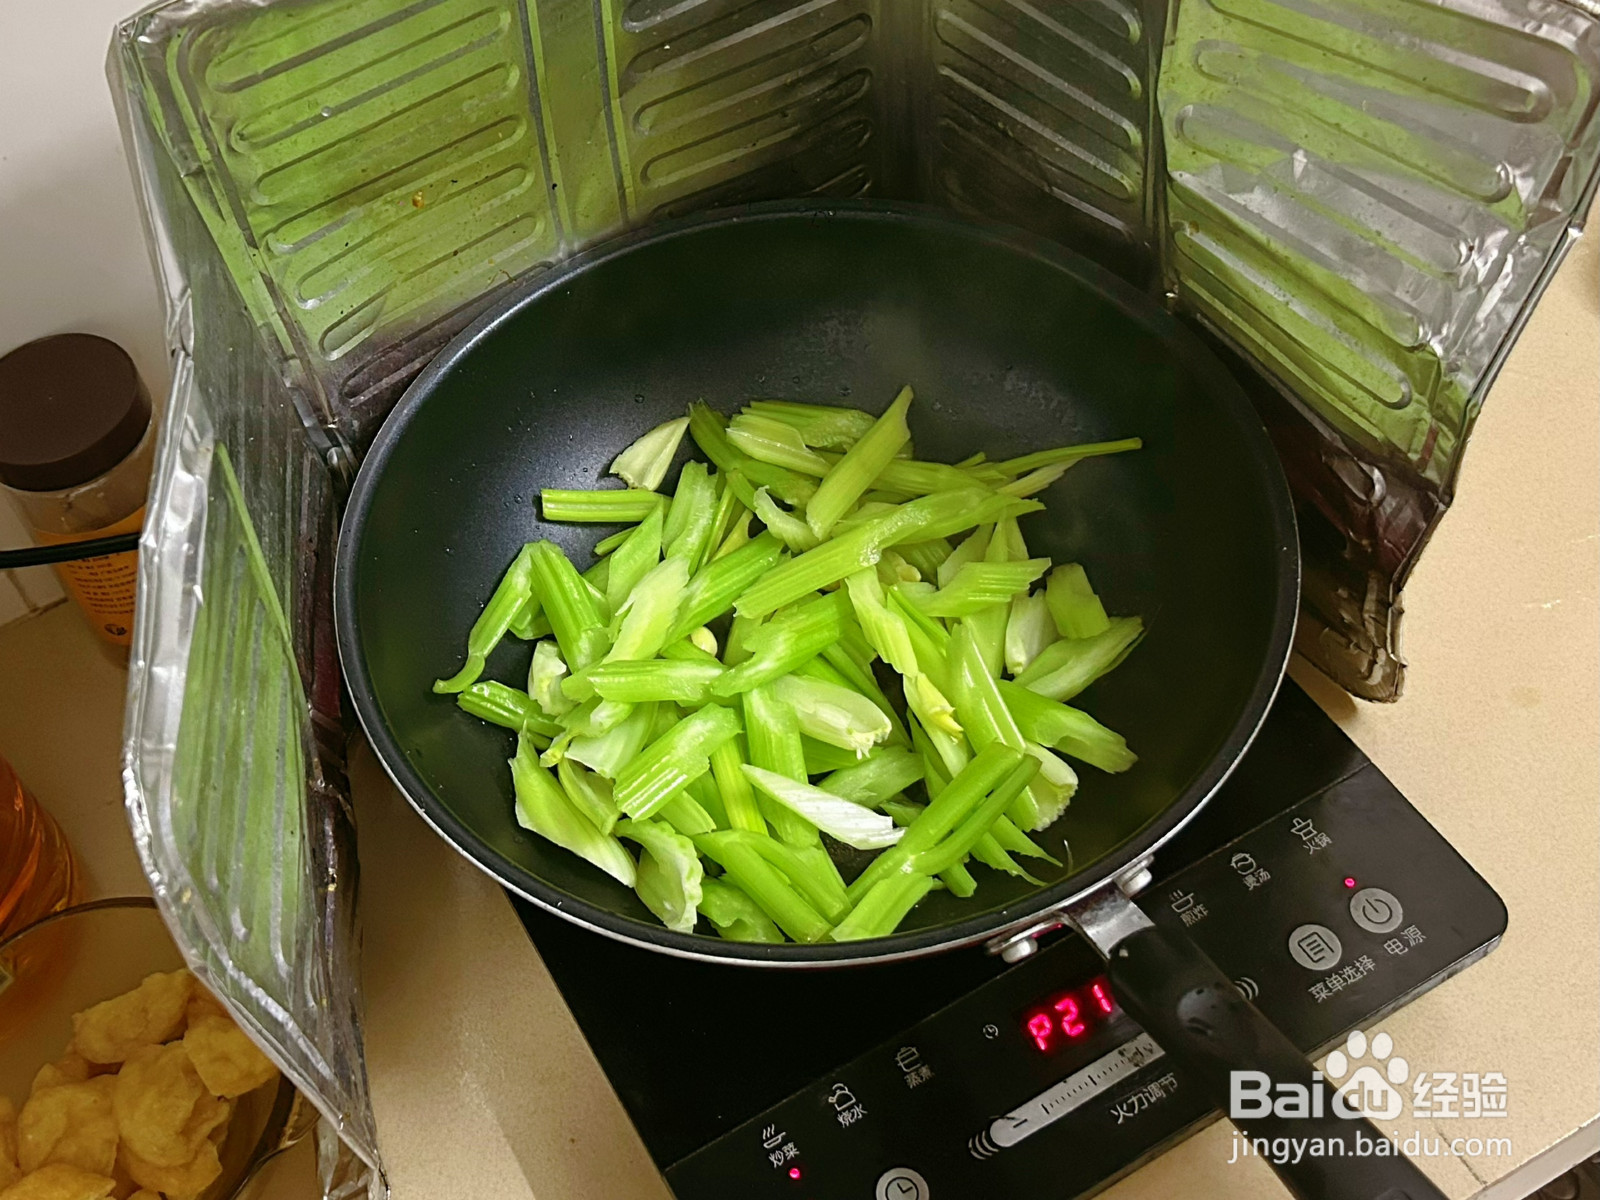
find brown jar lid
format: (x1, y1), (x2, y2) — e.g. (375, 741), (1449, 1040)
(0, 334), (152, 492)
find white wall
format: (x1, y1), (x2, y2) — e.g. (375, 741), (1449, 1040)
(0, 0), (170, 625)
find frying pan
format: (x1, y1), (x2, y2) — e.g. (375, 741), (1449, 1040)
(335, 202), (1444, 1200)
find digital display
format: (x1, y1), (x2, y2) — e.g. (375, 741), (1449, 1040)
(1020, 976), (1120, 1052)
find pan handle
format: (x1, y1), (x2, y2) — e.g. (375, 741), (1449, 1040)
(1068, 888), (1447, 1200)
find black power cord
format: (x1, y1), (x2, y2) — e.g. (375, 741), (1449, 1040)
(0, 531), (142, 570)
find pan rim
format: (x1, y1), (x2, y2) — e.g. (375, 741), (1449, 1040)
(333, 198), (1301, 967)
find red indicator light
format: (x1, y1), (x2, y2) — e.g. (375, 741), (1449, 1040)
(1090, 981), (1115, 1015)
(1344, 877), (1357, 889)
(1027, 1012), (1054, 1051)
(1053, 995), (1086, 1038)
(788, 1168), (801, 1180)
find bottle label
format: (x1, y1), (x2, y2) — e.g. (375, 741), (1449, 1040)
(37, 508), (144, 646)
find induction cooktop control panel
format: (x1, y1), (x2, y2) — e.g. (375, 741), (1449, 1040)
(663, 763), (1506, 1200)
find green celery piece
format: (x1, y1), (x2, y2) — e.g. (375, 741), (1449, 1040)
(987, 814), (1058, 865)
(897, 538), (953, 580)
(1017, 617), (1145, 701)
(996, 462), (1067, 498)
(457, 681), (561, 739)
(704, 476), (744, 566)
(940, 861), (978, 898)
(947, 625), (1040, 829)
(773, 673), (891, 757)
(821, 746), (924, 806)
(605, 504), (665, 614)
(712, 509), (754, 559)
(884, 795), (1015, 891)
(729, 413), (832, 474)
(741, 766), (904, 849)
(511, 735), (636, 886)
(616, 817), (704, 933)
(937, 525), (990, 587)
(508, 596), (551, 641)
(1045, 563), (1112, 639)
(665, 533), (783, 644)
(610, 416), (690, 491)
(663, 461), (718, 568)
(659, 791), (718, 836)
(909, 559), (1050, 618)
(434, 545), (534, 692)
(581, 658), (725, 704)
(695, 832), (830, 942)
(744, 401), (876, 449)
(724, 613), (761, 666)
(698, 876), (784, 943)
(998, 680), (1136, 772)
(661, 637), (722, 666)
(710, 735), (766, 833)
(990, 515), (1029, 562)
(712, 592), (850, 695)
(889, 489), (1042, 546)
(557, 757), (619, 833)
(991, 437), (1142, 479)
(687, 402), (816, 507)
(685, 770), (728, 827)
(904, 672), (962, 739)
(967, 517), (1024, 676)
(527, 541), (610, 669)
(876, 550), (921, 586)
(1022, 744), (1079, 829)
(566, 701), (659, 779)
(742, 686), (821, 846)
(607, 555), (688, 662)
(802, 734), (863, 773)
(592, 526), (634, 556)
(530, 640), (576, 715)
(844, 570), (918, 676)
(862, 456), (983, 497)
(1005, 591), (1058, 676)
(614, 705), (741, 820)
(828, 871), (935, 941)
(848, 742), (1024, 900)
(752, 488), (819, 551)
(582, 557), (612, 611)
(740, 834), (851, 923)
(913, 756), (1041, 875)
(807, 385), (913, 539)
(541, 488), (663, 523)
(830, 501), (904, 533)
(803, 648), (911, 749)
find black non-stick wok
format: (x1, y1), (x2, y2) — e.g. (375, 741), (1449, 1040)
(335, 203), (1445, 1200)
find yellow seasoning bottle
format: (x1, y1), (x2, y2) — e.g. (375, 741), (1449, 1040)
(0, 753), (79, 942)
(0, 334), (155, 653)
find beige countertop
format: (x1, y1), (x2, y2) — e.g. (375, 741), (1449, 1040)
(1, 214), (1594, 1200)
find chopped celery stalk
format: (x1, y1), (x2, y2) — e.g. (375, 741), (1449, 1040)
(752, 487), (819, 551)
(661, 637), (722, 666)
(940, 861), (978, 898)
(713, 592), (850, 695)
(801, 735), (862, 774)
(592, 526), (634, 556)
(659, 791), (718, 836)
(527, 541), (610, 669)
(886, 795), (1022, 886)
(614, 705), (741, 820)
(773, 673), (891, 757)
(988, 814), (1059, 864)
(732, 511), (900, 617)
(457, 681), (561, 739)
(810, 644), (911, 749)
(807, 386), (913, 539)
(710, 736), (766, 833)
(989, 515), (1029, 563)
(898, 538), (953, 580)
(511, 736), (635, 886)
(831, 501), (903, 533)
(508, 596), (551, 641)
(1045, 563), (1112, 639)
(909, 559), (1049, 617)
(1005, 591), (1059, 676)
(713, 509), (753, 559)
(704, 479), (743, 569)
(913, 756), (1041, 875)
(998, 680), (1136, 772)
(904, 673), (962, 738)
(742, 686), (820, 846)
(964, 602), (1008, 679)
(614, 818), (703, 932)
(687, 403), (816, 507)
(560, 697), (634, 739)
(663, 461), (718, 569)
(724, 613), (761, 666)
(847, 742), (1024, 899)
(698, 876), (784, 943)
(998, 463), (1071, 498)
(741, 835), (851, 923)
(888, 489), (1042, 545)
(863, 456), (982, 496)
(695, 832), (830, 942)
(876, 550), (921, 585)
(948, 624), (1040, 829)
(729, 414), (832, 474)
(529, 641), (575, 716)
(606, 555), (688, 662)
(744, 401), (876, 449)
(844, 570), (918, 676)
(557, 757), (619, 833)
(541, 488), (663, 523)
(821, 746), (925, 806)
(605, 504), (664, 613)
(828, 871), (935, 941)
(567, 701), (658, 779)
(610, 416), (690, 491)
(434, 544), (534, 692)
(582, 558), (612, 613)
(991, 437), (1142, 478)
(741, 766), (905, 850)
(1017, 616), (1145, 701)
(1022, 744), (1079, 830)
(689, 626), (718, 656)
(666, 533), (783, 644)
(938, 526), (990, 587)
(971, 835), (1044, 883)
(582, 659), (725, 704)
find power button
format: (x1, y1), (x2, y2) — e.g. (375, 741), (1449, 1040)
(876, 1167), (930, 1200)
(1349, 887), (1404, 934)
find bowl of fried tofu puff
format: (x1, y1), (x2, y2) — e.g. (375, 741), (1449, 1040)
(0, 898), (298, 1200)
